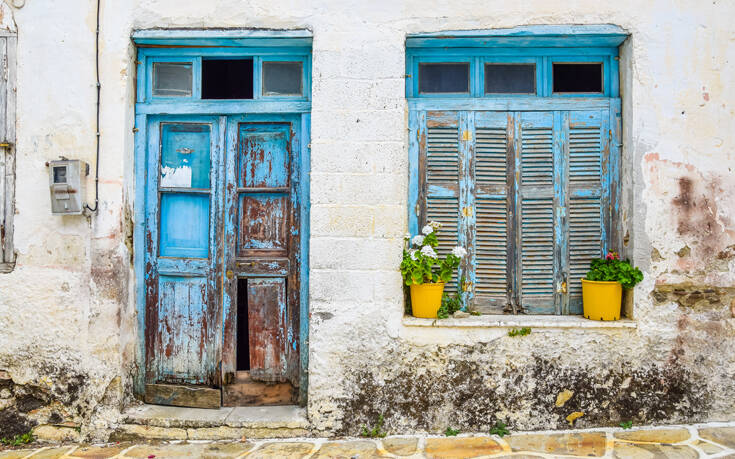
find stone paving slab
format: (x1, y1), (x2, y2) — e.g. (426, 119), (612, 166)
(508, 432), (606, 456)
(2, 422), (735, 458)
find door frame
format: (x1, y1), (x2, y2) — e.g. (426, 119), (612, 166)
(134, 112), (311, 405)
(132, 35), (312, 405)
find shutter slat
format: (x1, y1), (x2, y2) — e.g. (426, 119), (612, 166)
(569, 126), (602, 184)
(427, 127), (459, 186)
(521, 127), (553, 186)
(476, 197), (507, 295)
(476, 128), (507, 187)
(520, 197), (554, 296)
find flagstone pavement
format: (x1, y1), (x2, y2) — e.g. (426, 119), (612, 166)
(1, 423), (734, 458)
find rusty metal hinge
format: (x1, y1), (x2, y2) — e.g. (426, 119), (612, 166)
(462, 280), (473, 292)
(461, 130), (472, 141)
(0, 141), (13, 148)
(462, 206), (473, 217)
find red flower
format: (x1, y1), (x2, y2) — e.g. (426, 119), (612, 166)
(606, 251), (620, 260)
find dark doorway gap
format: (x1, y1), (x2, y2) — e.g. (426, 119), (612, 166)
(236, 278), (250, 371)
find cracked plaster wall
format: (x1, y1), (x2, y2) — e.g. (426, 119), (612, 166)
(0, 0), (733, 439)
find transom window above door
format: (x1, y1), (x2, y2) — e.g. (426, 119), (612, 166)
(406, 25), (628, 315)
(135, 32), (311, 104)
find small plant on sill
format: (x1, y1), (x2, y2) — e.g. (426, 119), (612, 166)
(437, 291), (463, 319)
(444, 427), (460, 437)
(360, 414), (387, 438)
(490, 421), (510, 437)
(585, 251), (643, 289)
(401, 222), (467, 318)
(508, 327), (531, 337)
(619, 420), (633, 429)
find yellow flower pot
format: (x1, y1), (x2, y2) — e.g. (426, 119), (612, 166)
(410, 282), (445, 318)
(581, 279), (623, 321)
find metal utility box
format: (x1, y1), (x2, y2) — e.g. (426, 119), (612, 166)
(47, 159), (88, 215)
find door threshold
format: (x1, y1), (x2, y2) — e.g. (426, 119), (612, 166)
(223, 371), (297, 406)
(123, 403), (308, 429)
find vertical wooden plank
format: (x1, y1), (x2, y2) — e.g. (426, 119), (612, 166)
(247, 278), (288, 382)
(136, 52), (146, 103)
(193, 57), (203, 100)
(286, 119), (302, 390)
(555, 111), (569, 315)
(134, 112), (148, 395)
(408, 110), (421, 237)
(511, 111), (522, 313)
(458, 111), (474, 306)
(222, 116), (240, 383)
(144, 118), (162, 385)
(609, 99), (622, 253)
(298, 113), (310, 405)
(253, 56), (262, 100)
(600, 107), (611, 254)
(211, 115), (227, 386)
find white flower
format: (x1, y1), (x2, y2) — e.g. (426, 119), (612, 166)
(429, 221), (442, 230)
(409, 249), (418, 261)
(452, 246), (468, 258)
(422, 224), (433, 235)
(421, 245), (438, 259)
(412, 235), (425, 246)
(404, 232), (411, 240)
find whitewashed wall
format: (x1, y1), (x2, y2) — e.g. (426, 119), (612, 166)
(0, 0), (733, 438)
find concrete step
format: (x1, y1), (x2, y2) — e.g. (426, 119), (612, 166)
(112, 404), (310, 441)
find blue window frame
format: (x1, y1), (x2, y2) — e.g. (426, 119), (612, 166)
(406, 25), (628, 315)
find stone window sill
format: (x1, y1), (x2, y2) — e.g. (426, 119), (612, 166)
(402, 314), (637, 329)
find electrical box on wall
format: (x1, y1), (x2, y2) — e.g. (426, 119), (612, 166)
(47, 159), (88, 215)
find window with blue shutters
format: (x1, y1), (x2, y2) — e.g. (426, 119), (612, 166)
(406, 26), (627, 315)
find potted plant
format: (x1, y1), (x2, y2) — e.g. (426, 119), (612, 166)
(401, 222), (467, 318)
(581, 251), (643, 320)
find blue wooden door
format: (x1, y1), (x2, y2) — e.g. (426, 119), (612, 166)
(221, 118), (302, 406)
(143, 116), (224, 408)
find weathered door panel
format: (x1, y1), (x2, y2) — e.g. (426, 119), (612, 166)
(247, 277), (288, 382)
(144, 118), (223, 408)
(222, 120), (300, 406)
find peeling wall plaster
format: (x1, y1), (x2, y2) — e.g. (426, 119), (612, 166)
(0, 0), (733, 438)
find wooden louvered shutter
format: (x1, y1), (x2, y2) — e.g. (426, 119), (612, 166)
(421, 111), (461, 292)
(472, 112), (511, 312)
(565, 109), (609, 314)
(516, 112), (557, 314)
